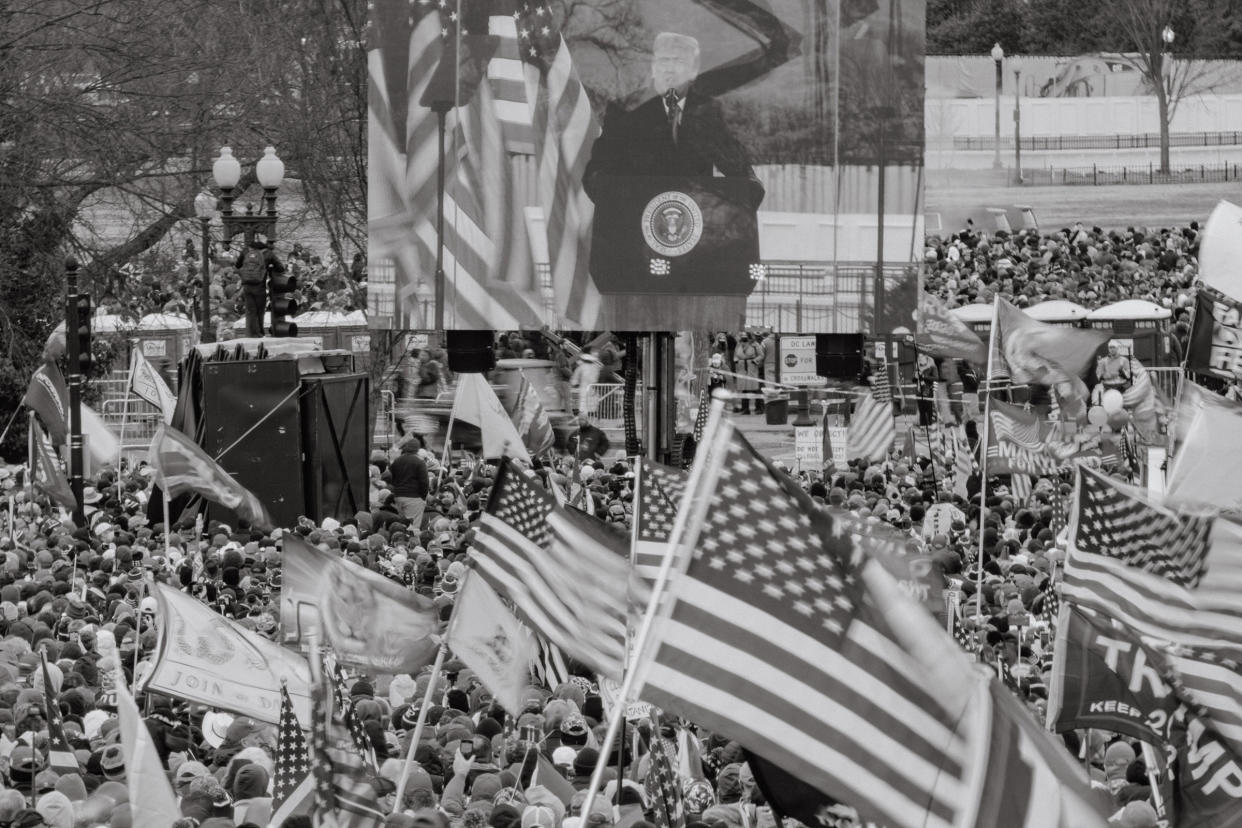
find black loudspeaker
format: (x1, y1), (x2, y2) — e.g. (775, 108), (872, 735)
(301, 374), (370, 524)
(815, 334), (865, 381)
(201, 361), (305, 529)
(446, 330), (495, 373)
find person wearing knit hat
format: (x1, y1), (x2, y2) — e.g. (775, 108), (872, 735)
(1111, 800), (1158, 828)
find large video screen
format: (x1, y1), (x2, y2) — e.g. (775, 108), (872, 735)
(368, 0), (925, 333)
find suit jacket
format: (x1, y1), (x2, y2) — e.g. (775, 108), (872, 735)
(584, 90), (764, 209)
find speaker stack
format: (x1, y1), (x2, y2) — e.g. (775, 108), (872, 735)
(814, 334), (866, 382)
(445, 330), (496, 373)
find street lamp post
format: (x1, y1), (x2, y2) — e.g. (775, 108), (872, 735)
(64, 259), (86, 527)
(193, 190), (216, 343)
(991, 43), (1004, 169)
(210, 146), (296, 336)
(1011, 55), (1024, 185)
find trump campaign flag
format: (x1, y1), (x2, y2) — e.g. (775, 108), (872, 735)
(22, 362), (69, 443)
(280, 534), (440, 673)
(445, 570), (536, 716)
(147, 422), (273, 530)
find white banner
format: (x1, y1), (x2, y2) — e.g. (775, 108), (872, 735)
(143, 583), (311, 724)
(827, 426), (849, 470)
(779, 337), (826, 387)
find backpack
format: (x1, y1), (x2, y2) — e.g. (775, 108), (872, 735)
(237, 248), (267, 286)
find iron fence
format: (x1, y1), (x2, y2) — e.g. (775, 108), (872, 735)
(1021, 161), (1241, 186)
(952, 131), (1242, 152)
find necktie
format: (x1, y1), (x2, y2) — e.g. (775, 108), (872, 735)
(664, 89), (681, 144)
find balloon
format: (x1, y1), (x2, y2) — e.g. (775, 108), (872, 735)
(1101, 388), (1125, 414)
(1087, 406), (1108, 427)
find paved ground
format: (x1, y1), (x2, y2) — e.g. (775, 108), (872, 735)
(925, 178), (1242, 231)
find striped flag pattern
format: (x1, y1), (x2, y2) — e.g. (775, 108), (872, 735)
(271, 686), (313, 823)
(1075, 465), (1212, 588)
(645, 716), (686, 828)
(692, 385), (710, 445)
(516, 1), (601, 327)
(40, 652), (78, 774)
(847, 391), (895, 462)
(331, 662), (378, 773)
(511, 372), (555, 457)
(951, 616), (980, 658)
(310, 662), (385, 828)
(469, 459), (639, 681)
(1062, 466), (1242, 751)
(1009, 473), (1032, 506)
(147, 423), (273, 531)
(633, 422), (1108, 828)
(633, 460), (689, 588)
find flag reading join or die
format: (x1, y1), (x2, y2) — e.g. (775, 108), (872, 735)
(446, 571), (536, 716)
(631, 421), (1108, 828)
(143, 582), (313, 724)
(1061, 465), (1242, 751)
(633, 459), (689, 589)
(147, 422), (273, 531)
(468, 458), (635, 682)
(127, 348), (176, 424)
(280, 534), (439, 674)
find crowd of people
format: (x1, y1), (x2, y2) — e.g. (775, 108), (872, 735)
(0, 399), (1164, 828)
(923, 221), (1201, 360)
(94, 241), (362, 341)
(0, 220), (1207, 827)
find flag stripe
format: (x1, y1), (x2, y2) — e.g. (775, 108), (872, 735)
(847, 392), (894, 462)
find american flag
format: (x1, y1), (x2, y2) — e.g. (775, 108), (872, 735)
(271, 686), (313, 823)
(469, 459), (638, 681)
(511, 372), (555, 456)
(847, 390), (895, 463)
(310, 660), (385, 828)
(1062, 466), (1242, 751)
(331, 661), (378, 773)
(951, 615), (980, 657)
(1075, 465), (1212, 588)
(644, 716), (686, 828)
(40, 652), (78, 774)
(633, 460), (688, 588)
(1038, 579), (1061, 632)
(366, 0), (532, 329)
(1009, 473), (1032, 506)
(633, 421), (1109, 828)
(691, 385), (710, 445)
(1049, 490), (1068, 538)
(953, 423), (974, 500)
(516, 1), (601, 327)
(870, 359), (892, 404)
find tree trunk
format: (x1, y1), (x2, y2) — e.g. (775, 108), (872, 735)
(1156, 83), (1171, 175)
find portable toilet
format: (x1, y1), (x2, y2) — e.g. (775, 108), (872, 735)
(949, 302), (995, 337)
(1085, 300), (1174, 366)
(1025, 299), (1089, 327)
(136, 313), (196, 376)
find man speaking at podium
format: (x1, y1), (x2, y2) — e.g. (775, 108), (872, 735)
(584, 32), (764, 209)
(583, 32), (765, 329)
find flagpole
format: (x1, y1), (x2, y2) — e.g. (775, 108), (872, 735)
(26, 412), (34, 504)
(391, 641), (448, 814)
(577, 391), (733, 826)
(975, 296), (1000, 627)
(118, 348), (135, 471)
(163, 484), (173, 560)
(438, 384), (462, 490)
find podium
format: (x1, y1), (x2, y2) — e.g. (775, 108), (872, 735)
(588, 175), (760, 330)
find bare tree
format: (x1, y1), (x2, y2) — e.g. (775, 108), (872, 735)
(1114, 0), (1231, 173)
